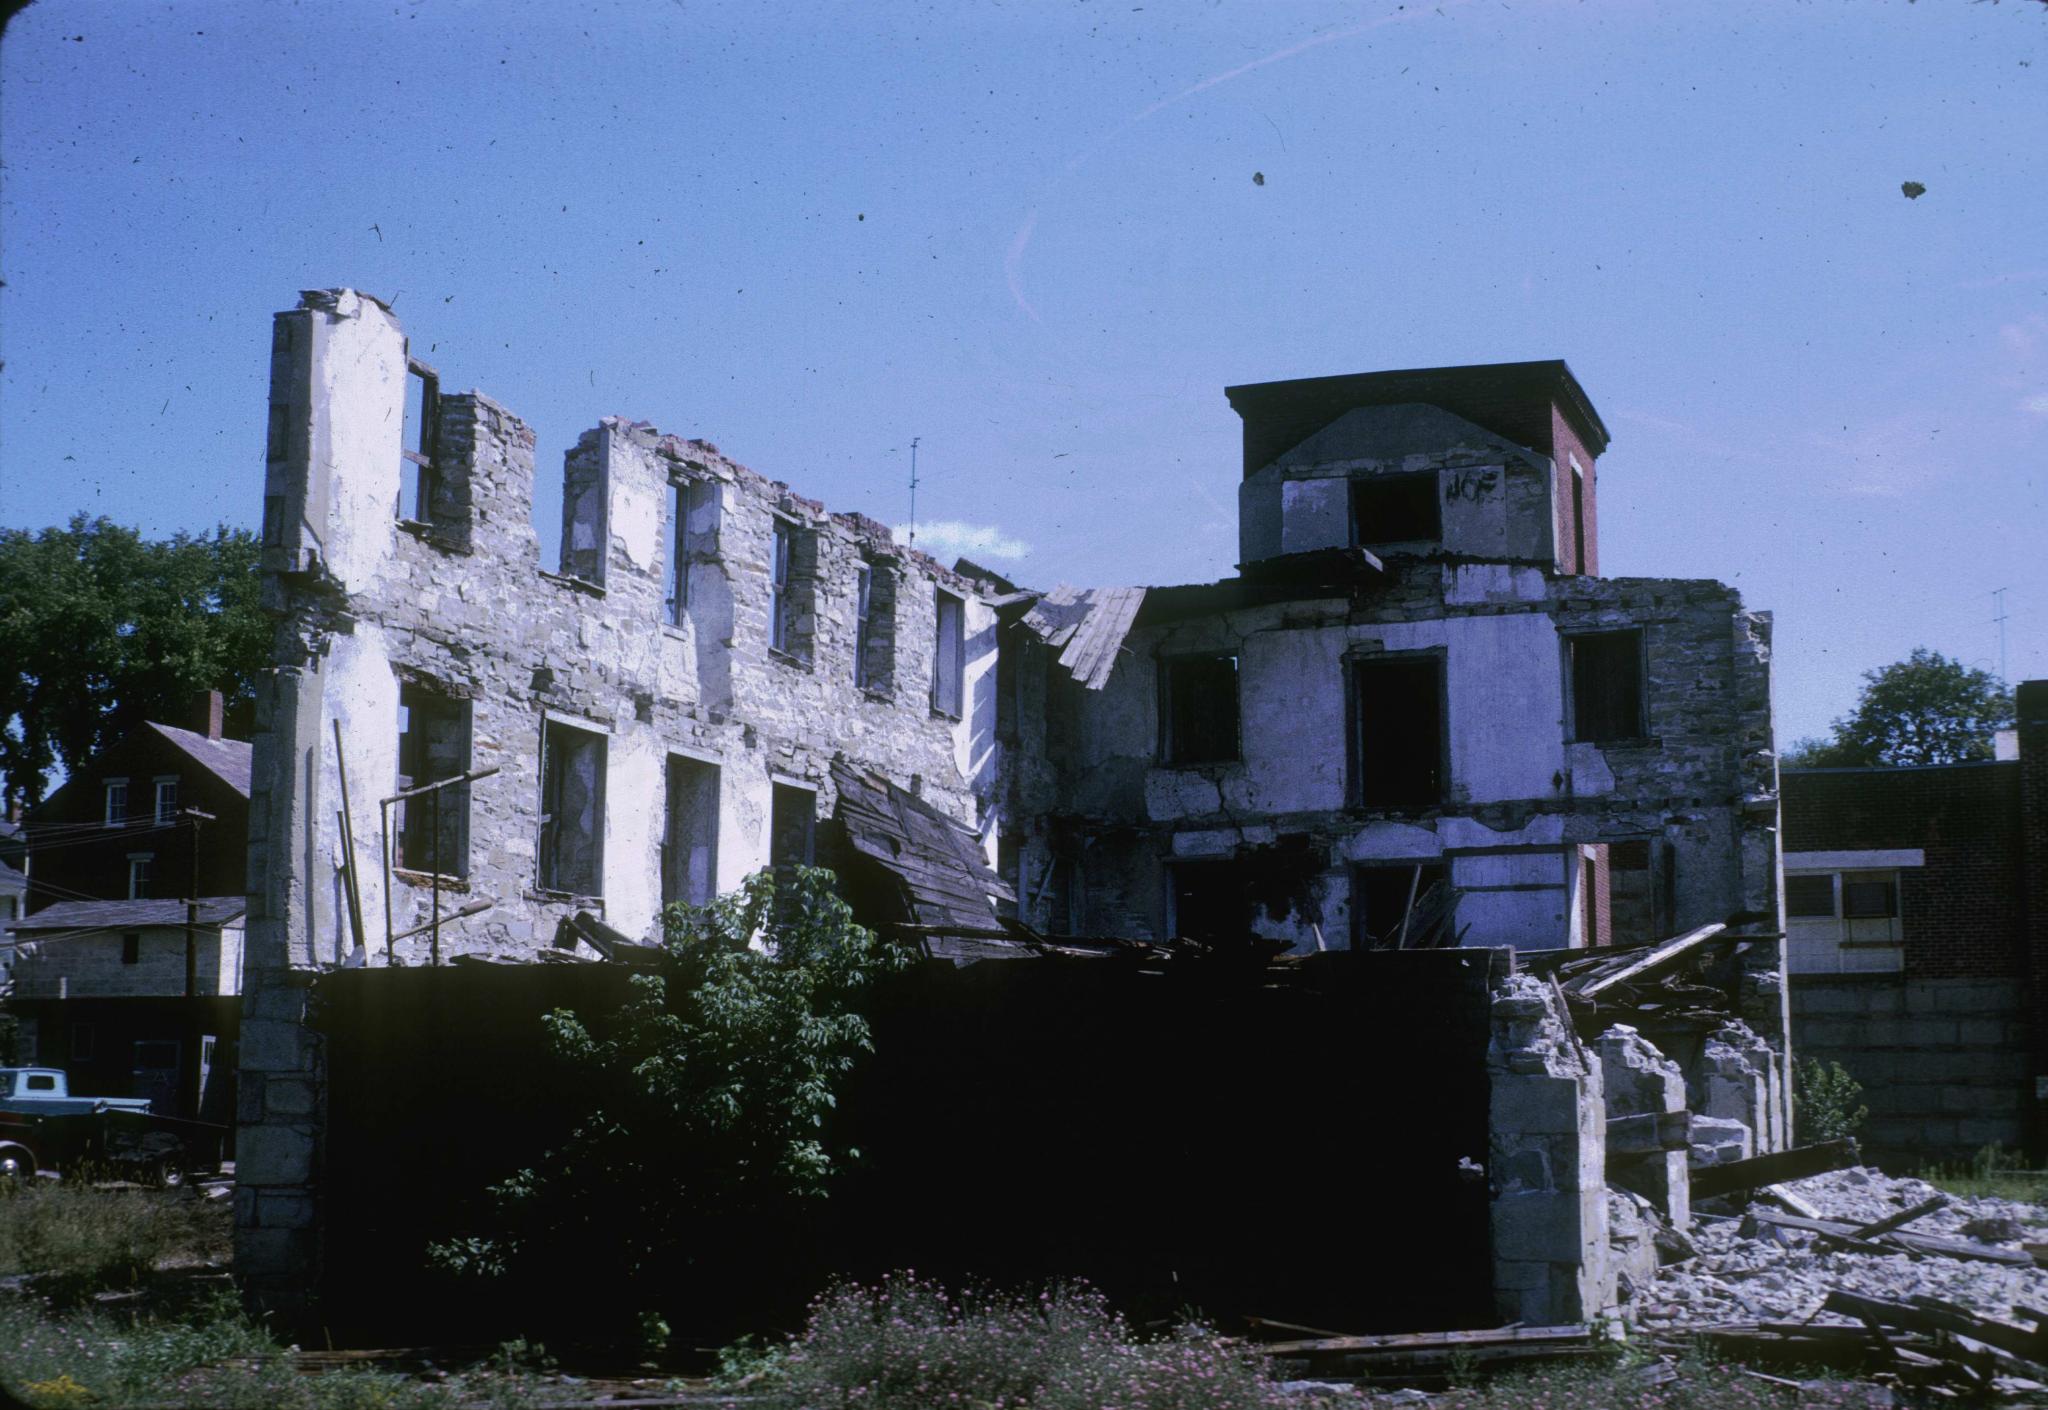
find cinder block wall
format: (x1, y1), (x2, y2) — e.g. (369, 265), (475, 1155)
(1794, 976), (2029, 1163)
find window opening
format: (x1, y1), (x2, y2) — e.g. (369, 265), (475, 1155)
(1352, 862), (1448, 948)
(105, 780), (129, 826)
(397, 685), (473, 877)
(1785, 874), (1835, 918)
(1352, 654), (1445, 808)
(121, 933), (141, 966)
(1841, 874), (1898, 920)
(769, 783), (817, 877)
(1161, 654), (1240, 765)
(854, 563), (874, 688)
(1167, 858), (1251, 944)
(933, 590), (966, 717)
(127, 854), (153, 900)
(398, 359), (440, 522)
(539, 720), (606, 896)
(1570, 460), (1588, 573)
(771, 520), (796, 655)
(1351, 472), (1441, 546)
(25, 1073), (55, 1092)
(153, 778), (179, 825)
(663, 756), (720, 909)
(1568, 630), (1645, 744)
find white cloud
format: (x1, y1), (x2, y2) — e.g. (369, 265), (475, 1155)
(2022, 393), (2048, 418)
(895, 520), (1033, 561)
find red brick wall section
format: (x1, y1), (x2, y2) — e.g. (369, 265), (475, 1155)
(1782, 762), (2025, 980)
(1550, 407), (1598, 577)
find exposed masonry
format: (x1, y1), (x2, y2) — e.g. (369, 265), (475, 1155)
(238, 295), (1789, 1330)
(238, 290), (1003, 1304)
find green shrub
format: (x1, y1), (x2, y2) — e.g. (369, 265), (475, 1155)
(429, 867), (910, 1293)
(734, 1274), (1335, 1410)
(1793, 1058), (1867, 1145)
(0, 1180), (193, 1301)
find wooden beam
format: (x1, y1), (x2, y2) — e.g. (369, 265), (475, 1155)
(1571, 923), (1725, 997)
(1752, 1208), (2034, 1267)
(1690, 1138), (1857, 1199)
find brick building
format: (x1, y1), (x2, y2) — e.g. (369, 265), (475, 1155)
(3, 695), (250, 1118)
(1782, 678), (2048, 1163)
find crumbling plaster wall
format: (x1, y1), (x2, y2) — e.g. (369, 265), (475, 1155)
(1239, 404), (1560, 567)
(239, 288), (1003, 1311)
(1019, 553), (1779, 952)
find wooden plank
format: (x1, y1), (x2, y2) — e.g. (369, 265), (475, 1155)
(1753, 1208), (2034, 1267)
(1824, 1289), (2048, 1368)
(1846, 1194), (1948, 1241)
(1763, 1183), (1827, 1221)
(1691, 1139), (1858, 1200)
(1570, 923), (1725, 997)
(1258, 1325), (1589, 1357)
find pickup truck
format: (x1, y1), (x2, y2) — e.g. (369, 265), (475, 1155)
(0, 1069), (223, 1184)
(0, 1068), (155, 1118)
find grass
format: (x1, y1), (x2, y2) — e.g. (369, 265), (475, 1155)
(1918, 1143), (2048, 1207)
(0, 1180), (570, 1410)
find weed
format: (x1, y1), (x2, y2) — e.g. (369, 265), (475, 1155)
(1920, 1142), (2048, 1204)
(1792, 1058), (1867, 1145)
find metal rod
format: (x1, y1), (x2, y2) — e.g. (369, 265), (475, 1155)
(380, 797), (394, 960)
(331, 720), (369, 958)
(430, 785), (442, 965)
(379, 764), (499, 807)
(389, 899), (491, 943)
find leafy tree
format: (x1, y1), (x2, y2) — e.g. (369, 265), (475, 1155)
(0, 516), (267, 808)
(429, 867), (910, 1293)
(1783, 648), (2012, 769)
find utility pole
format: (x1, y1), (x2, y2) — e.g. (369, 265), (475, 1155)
(907, 437), (921, 550)
(1993, 587), (2010, 685)
(182, 806), (216, 1118)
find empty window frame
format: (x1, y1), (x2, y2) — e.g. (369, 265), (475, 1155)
(1351, 472), (1441, 547)
(854, 560), (900, 692)
(104, 779), (129, 826)
(1351, 862), (1448, 949)
(1166, 858), (1252, 944)
(397, 684), (473, 877)
(663, 755), (720, 909)
(538, 719), (607, 897)
(769, 782), (817, 873)
(665, 479), (719, 628)
(153, 777), (179, 825)
(121, 932), (141, 966)
(1569, 455), (1589, 574)
(932, 589), (966, 718)
(398, 359), (440, 523)
(1160, 653), (1241, 765)
(1784, 868), (1904, 974)
(127, 854), (154, 900)
(1351, 653), (1446, 808)
(1567, 630), (1645, 744)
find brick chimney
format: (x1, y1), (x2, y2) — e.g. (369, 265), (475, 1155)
(193, 689), (225, 740)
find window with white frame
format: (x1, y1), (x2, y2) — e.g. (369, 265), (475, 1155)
(104, 779), (129, 826)
(127, 854), (154, 900)
(1783, 848), (1920, 974)
(154, 777), (180, 825)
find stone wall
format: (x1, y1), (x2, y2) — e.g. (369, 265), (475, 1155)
(1489, 973), (1613, 1325)
(1014, 553), (1780, 956)
(238, 288), (1007, 1312)
(10, 925), (240, 1000)
(1793, 975), (2030, 1164)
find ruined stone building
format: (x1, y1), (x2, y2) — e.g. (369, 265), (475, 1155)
(237, 289), (1788, 1331)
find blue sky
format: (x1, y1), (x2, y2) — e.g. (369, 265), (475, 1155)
(3, 0), (2043, 745)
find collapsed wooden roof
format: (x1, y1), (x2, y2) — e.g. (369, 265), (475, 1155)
(830, 758), (1016, 940)
(1020, 584), (1146, 690)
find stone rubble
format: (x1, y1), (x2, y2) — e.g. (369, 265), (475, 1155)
(1628, 1166), (2048, 1331)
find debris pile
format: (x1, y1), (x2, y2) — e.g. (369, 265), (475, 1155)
(1632, 1166), (2048, 1396)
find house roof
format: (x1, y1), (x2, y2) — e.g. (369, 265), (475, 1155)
(7, 897), (246, 934)
(1225, 359), (1610, 476)
(147, 722), (253, 798)
(1021, 584), (1147, 691)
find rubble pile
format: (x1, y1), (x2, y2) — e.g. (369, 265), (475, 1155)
(1633, 1168), (2048, 1329)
